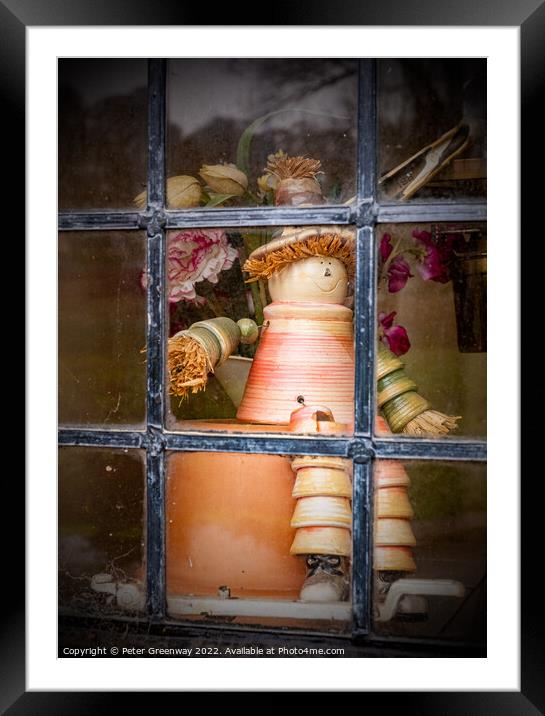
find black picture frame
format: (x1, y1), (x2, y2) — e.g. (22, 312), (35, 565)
(13, 0), (536, 705)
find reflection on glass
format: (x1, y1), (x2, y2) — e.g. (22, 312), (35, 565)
(58, 447), (146, 615)
(372, 459), (486, 644)
(59, 231), (147, 427)
(167, 59), (357, 208)
(376, 222), (487, 438)
(59, 59), (148, 210)
(379, 59), (486, 202)
(166, 225), (356, 435)
(166, 451), (352, 632)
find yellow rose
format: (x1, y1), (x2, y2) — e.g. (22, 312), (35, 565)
(133, 175), (202, 209)
(199, 163), (248, 196)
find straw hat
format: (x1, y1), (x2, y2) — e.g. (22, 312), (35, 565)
(243, 225), (356, 281)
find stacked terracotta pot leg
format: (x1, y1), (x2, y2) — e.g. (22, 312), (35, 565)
(289, 456), (352, 561)
(374, 417), (416, 575)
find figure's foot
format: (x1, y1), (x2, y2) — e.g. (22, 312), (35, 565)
(299, 555), (350, 602)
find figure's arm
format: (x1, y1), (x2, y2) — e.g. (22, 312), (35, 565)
(168, 317), (258, 400)
(377, 342), (460, 436)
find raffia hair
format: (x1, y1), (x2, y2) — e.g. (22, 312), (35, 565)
(243, 234), (355, 282)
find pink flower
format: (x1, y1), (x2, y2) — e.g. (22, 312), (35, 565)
(166, 229), (238, 304)
(387, 256), (414, 293)
(141, 268), (208, 306)
(412, 229), (454, 284)
(379, 311), (411, 356)
(380, 233), (393, 262)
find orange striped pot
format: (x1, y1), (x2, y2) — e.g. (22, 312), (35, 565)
(290, 496), (352, 529)
(236, 302), (354, 426)
(375, 487), (414, 519)
(292, 466), (352, 498)
(291, 456), (349, 472)
(374, 546), (416, 572)
(374, 460), (411, 489)
(374, 518), (416, 546)
(290, 526), (352, 557)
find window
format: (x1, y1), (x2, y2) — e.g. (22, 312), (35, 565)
(59, 59), (486, 652)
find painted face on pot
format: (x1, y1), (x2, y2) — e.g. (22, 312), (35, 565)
(268, 256), (349, 304)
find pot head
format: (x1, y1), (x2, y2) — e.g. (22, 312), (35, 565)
(268, 255), (349, 304)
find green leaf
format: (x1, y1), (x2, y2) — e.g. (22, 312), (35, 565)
(204, 193), (237, 208)
(235, 108), (350, 179)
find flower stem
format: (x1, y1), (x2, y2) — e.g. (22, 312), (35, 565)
(239, 234), (264, 326)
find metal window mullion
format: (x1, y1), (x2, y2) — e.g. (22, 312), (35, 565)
(354, 59), (378, 436)
(58, 212), (141, 231)
(164, 205), (352, 228)
(147, 60), (166, 210)
(58, 429), (145, 449)
(57, 428), (487, 462)
(374, 437), (487, 461)
(377, 201), (487, 224)
(356, 59), (377, 213)
(351, 59), (378, 639)
(351, 458), (372, 634)
(56, 200), (487, 232)
(145, 58), (167, 620)
(163, 432), (353, 457)
(354, 226), (377, 436)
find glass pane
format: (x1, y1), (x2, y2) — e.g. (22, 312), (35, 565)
(59, 59), (148, 210)
(372, 459), (486, 646)
(58, 447), (146, 616)
(59, 231), (147, 427)
(166, 451), (352, 633)
(166, 225), (356, 436)
(376, 222), (486, 438)
(379, 59), (486, 202)
(167, 59), (357, 209)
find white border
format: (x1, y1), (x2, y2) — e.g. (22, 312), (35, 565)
(28, 27), (520, 691)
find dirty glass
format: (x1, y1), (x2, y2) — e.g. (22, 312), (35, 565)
(376, 222), (487, 438)
(167, 59), (358, 209)
(378, 59), (486, 203)
(59, 231), (147, 427)
(58, 447), (146, 615)
(372, 459), (486, 645)
(165, 225), (356, 436)
(166, 451), (353, 633)
(58, 59), (148, 210)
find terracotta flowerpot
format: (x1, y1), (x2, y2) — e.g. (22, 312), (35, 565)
(375, 487), (414, 519)
(290, 496), (352, 529)
(167, 452), (306, 599)
(374, 518), (416, 546)
(290, 526), (352, 556)
(374, 546), (416, 572)
(292, 466), (352, 498)
(374, 460), (411, 489)
(236, 302), (355, 426)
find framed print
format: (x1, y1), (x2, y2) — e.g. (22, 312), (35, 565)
(14, 0), (537, 704)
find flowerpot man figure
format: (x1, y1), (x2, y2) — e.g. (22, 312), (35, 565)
(168, 155), (459, 602)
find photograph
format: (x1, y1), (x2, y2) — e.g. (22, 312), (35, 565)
(14, 7), (534, 704)
(57, 56), (487, 656)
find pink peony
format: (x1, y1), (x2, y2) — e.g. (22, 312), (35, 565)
(166, 229), (238, 304)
